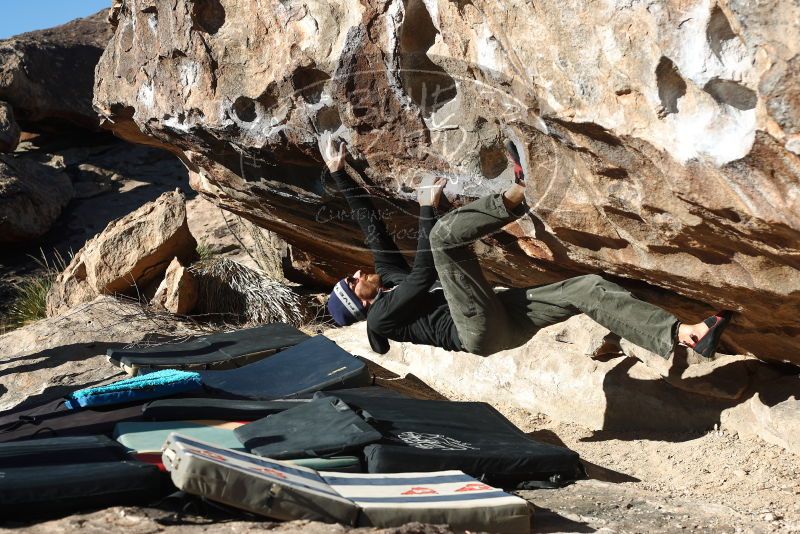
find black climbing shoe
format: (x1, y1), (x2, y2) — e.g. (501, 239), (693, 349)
(692, 310), (733, 358)
(504, 139), (525, 185)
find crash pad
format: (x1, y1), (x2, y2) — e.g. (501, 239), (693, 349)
(199, 335), (371, 400)
(108, 323), (310, 375)
(234, 396), (381, 459)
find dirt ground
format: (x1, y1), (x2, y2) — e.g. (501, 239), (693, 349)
(501, 406), (800, 533)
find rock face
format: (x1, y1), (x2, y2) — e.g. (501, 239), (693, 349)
(0, 154), (73, 243)
(94, 1), (800, 364)
(0, 295), (201, 412)
(722, 375), (800, 455)
(0, 10), (112, 131)
(46, 190), (197, 316)
(152, 257), (199, 314)
(0, 101), (19, 151)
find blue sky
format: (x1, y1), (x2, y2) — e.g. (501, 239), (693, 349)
(0, 1), (111, 40)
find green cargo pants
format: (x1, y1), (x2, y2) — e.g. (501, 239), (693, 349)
(429, 194), (679, 357)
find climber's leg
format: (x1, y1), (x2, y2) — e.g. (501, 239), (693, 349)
(520, 274), (679, 357)
(431, 193), (528, 356)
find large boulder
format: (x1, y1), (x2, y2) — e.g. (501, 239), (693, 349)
(722, 376), (800, 455)
(46, 189), (197, 316)
(0, 153), (73, 243)
(94, 0), (800, 365)
(0, 10), (112, 131)
(0, 100), (19, 151)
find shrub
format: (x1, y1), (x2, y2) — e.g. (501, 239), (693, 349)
(196, 242), (216, 261)
(1, 250), (69, 333)
(3, 275), (53, 330)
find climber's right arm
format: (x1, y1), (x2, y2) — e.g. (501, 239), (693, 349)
(323, 140), (410, 285)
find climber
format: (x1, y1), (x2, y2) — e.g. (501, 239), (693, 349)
(320, 135), (732, 359)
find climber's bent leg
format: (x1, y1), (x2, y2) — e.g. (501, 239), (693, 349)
(431, 193), (528, 249)
(431, 194), (528, 356)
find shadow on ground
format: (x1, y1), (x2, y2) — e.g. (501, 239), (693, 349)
(531, 504), (596, 533)
(527, 428), (640, 484)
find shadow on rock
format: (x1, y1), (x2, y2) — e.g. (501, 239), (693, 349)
(0, 342), (125, 380)
(0, 341), (129, 413)
(364, 359), (448, 401)
(3, 377), (119, 415)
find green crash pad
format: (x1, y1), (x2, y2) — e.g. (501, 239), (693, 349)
(290, 456), (361, 472)
(115, 420), (246, 453)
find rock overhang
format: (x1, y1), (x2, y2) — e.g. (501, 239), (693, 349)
(93, 0), (800, 364)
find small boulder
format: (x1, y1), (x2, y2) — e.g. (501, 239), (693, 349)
(722, 376), (800, 455)
(152, 257), (198, 315)
(0, 101), (20, 152)
(45, 250), (97, 314)
(0, 153), (73, 243)
(47, 189), (197, 316)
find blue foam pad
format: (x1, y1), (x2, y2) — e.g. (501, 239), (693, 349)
(66, 370), (202, 409)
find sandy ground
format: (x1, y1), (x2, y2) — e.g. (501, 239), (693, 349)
(369, 366), (800, 532)
(500, 406), (800, 533)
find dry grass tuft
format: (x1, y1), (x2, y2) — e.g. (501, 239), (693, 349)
(190, 257), (304, 325)
(1, 250), (70, 334)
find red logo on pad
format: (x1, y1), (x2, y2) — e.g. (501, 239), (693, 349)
(253, 466), (288, 479)
(401, 487), (438, 495)
(455, 483), (492, 492)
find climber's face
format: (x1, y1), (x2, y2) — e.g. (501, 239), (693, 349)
(347, 270), (381, 302)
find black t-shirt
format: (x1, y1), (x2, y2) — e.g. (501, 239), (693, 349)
(330, 170), (462, 354)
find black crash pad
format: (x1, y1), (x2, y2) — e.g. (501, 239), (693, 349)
(0, 435), (161, 517)
(0, 461), (161, 517)
(199, 335), (371, 400)
(142, 398), (312, 421)
(107, 323), (310, 375)
(0, 401), (145, 443)
(318, 394), (585, 487)
(0, 435), (128, 468)
(234, 396), (382, 459)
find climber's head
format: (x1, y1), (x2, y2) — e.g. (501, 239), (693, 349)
(327, 270), (381, 326)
